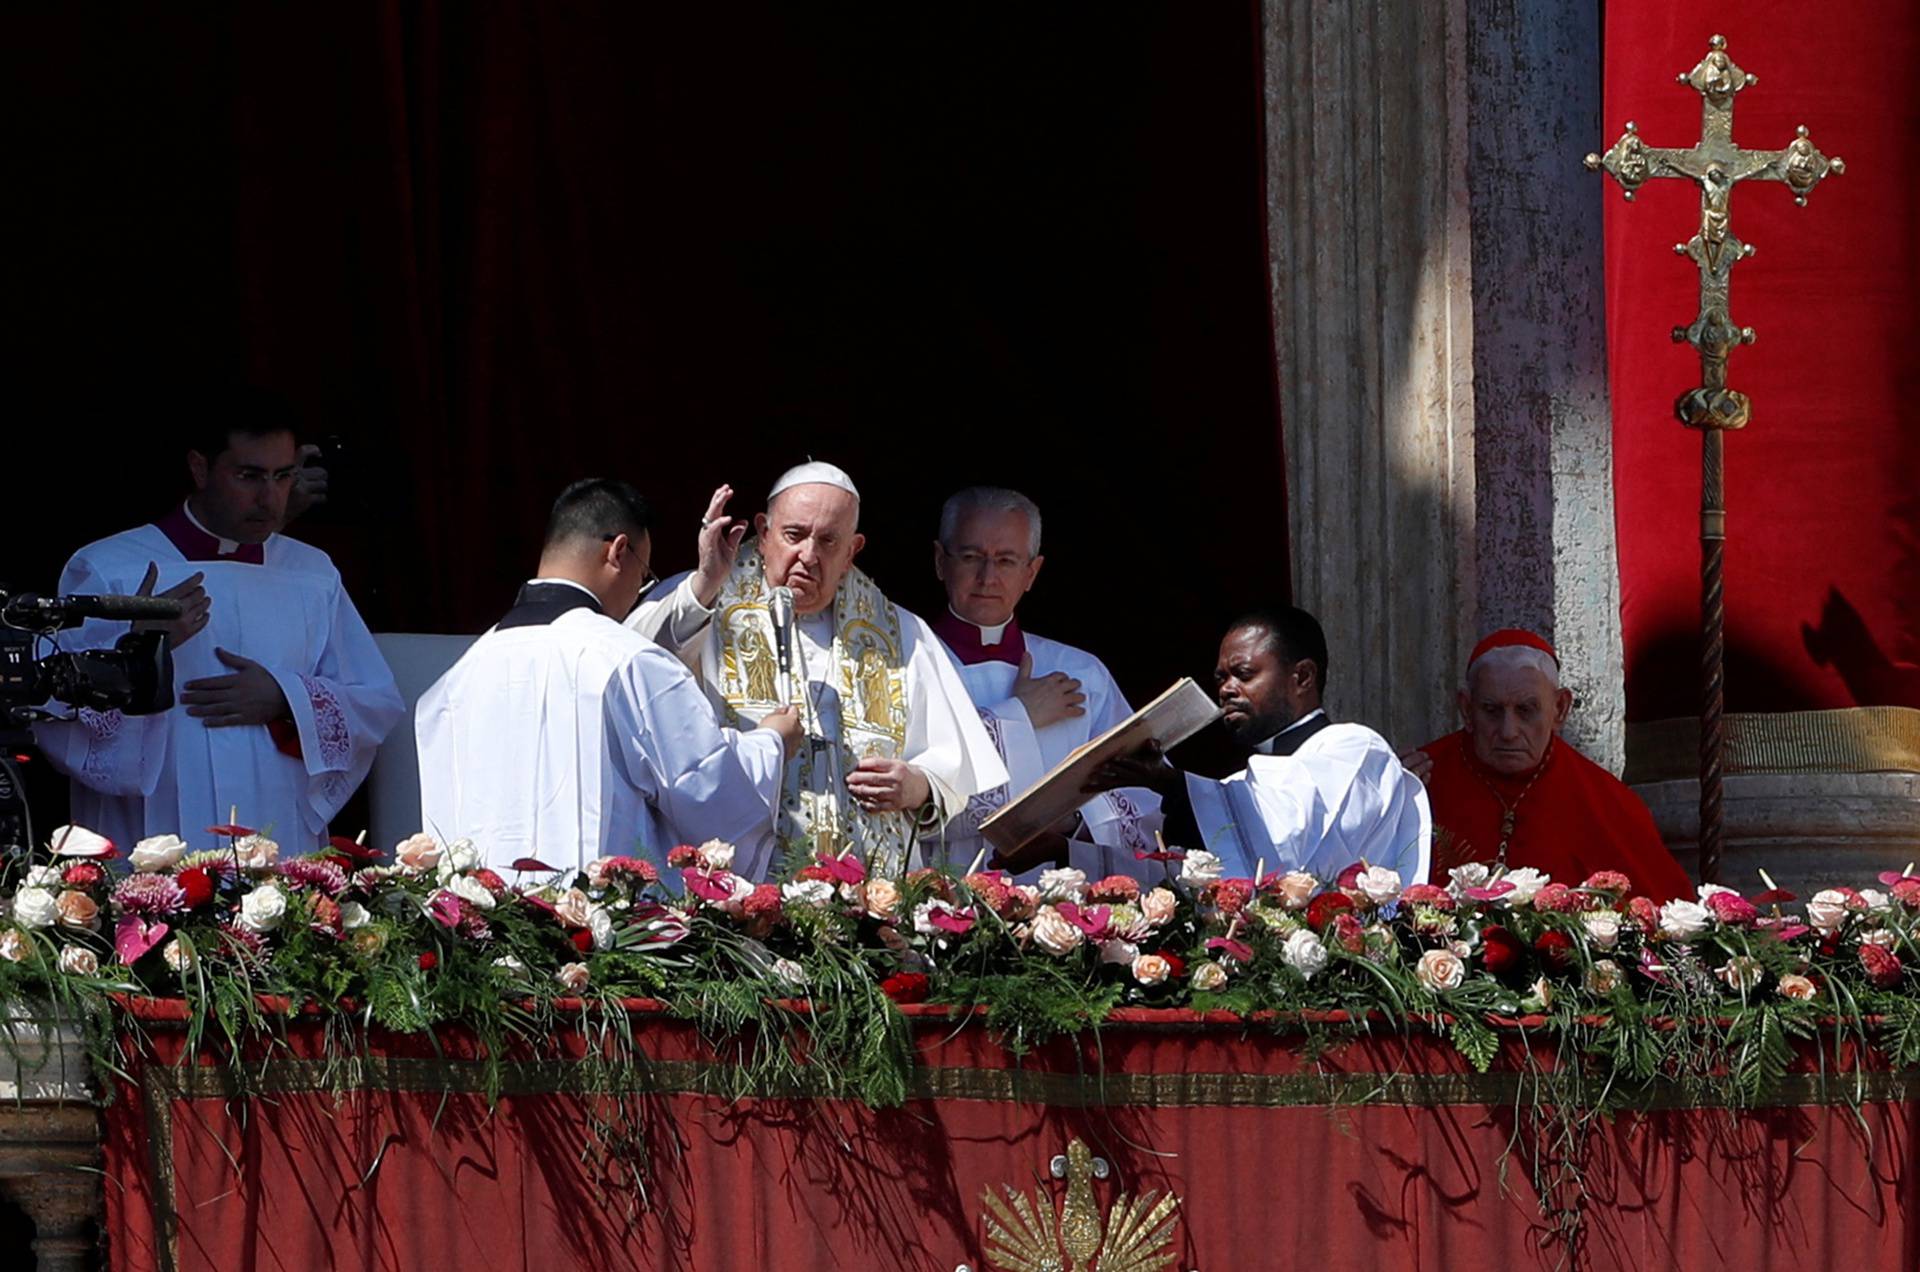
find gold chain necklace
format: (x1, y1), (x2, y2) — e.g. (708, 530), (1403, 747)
(1467, 742), (1553, 866)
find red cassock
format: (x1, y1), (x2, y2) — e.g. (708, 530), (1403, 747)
(1418, 730), (1693, 903)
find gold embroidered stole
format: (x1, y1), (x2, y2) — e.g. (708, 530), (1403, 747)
(714, 542), (912, 872)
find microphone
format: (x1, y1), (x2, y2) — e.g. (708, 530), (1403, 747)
(2, 593), (185, 631)
(768, 586), (796, 703)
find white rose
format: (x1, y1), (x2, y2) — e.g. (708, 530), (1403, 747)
(1860, 927), (1896, 948)
(49, 825), (115, 858)
(1657, 899), (1712, 942)
(863, 878), (901, 919)
(394, 833), (443, 872)
(1192, 961), (1229, 992)
(1415, 948), (1466, 993)
(1099, 938), (1141, 966)
(233, 834), (279, 870)
(782, 880), (835, 908)
(1282, 929), (1328, 980)
(237, 884), (287, 933)
(722, 873), (755, 913)
(1447, 863), (1491, 896)
(1501, 868), (1547, 905)
(1806, 889), (1852, 934)
(1179, 851), (1223, 886)
(446, 873), (497, 911)
(339, 902), (370, 930)
(58, 945), (98, 976)
(1582, 909), (1622, 950)
(1696, 883), (1737, 904)
(1355, 866), (1403, 906)
(698, 839), (736, 871)
(1036, 867), (1087, 902)
(1140, 888), (1178, 927)
(436, 838), (482, 881)
(555, 962), (590, 993)
(162, 938), (195, 972)
(1131, 953), (1172, 986)
(1860, 889), (1891, 913)
(1030, 907), (1085, 955)
(13, 888), (58, 930)
(0, 930), (26, 962)
(770, 957), (807, 989)
(23, 866), (63, 889)
(129, 834), (187, 873)
(590, 906), (615, 951)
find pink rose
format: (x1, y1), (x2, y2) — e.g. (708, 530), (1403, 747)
(1776, 973), (1817, 1001)
(55, 891), (99, 929)
(1131, 953), (1173, 986)
(1139, 887), (1178, 927)
(555, 962), (590, 992)
(394, 833), (442, 873)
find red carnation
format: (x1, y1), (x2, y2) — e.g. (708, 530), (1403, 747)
(1332, 912), (1366, 954)
(1705, 891), (1758, 927)
(1626, 895), (1659, 936)
(1480, 924), (1525, 977)
(796, 864), (834, 884)
(473, 868), (508, 895)
(1398, 884), (1454, 911)
(1086, 875), (1142, 905)
(570, 928), (594, 952)
(310, 894), (343, 934)
(418, 951), (439, 971)
(743, 884), (784, 920)
(177, 867), (216, 909)
(666, 845), (700, 868)
(1306, 891), (1355, 933)
(1210, 879), (1255, 917)
(1532, 883), (1585, 914)
(880, 971), (930, 1004)
(1534, 929), (1575, 974)
(1861, 943), (1903, 989)
(1892, 879), (1920, 909)
(61, 862), (105, 888)
(1581, 870), (1633, 897)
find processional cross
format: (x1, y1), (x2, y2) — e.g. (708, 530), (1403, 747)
(1585, 35), (1843, 883)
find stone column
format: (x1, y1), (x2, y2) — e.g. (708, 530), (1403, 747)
(1260, 0), (1624, 768)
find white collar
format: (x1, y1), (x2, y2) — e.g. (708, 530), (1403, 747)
(526, 577), (600, 601)
(949, 606), (1012, 646)
(183, 501), (245, 555)
(1255, 708), (1327, 754)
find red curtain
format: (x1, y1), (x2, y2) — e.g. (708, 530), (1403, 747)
(4, 4), (1284, 719)
(1606, 2), (1920, 720)
(105, 1009), (1920, 1271)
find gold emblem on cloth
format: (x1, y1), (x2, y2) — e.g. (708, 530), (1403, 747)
(977, 1138), (1180, 1272)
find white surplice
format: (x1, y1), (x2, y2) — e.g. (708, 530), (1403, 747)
(34, 525), (403, 852)
(630, 574), (1007, 880)
(415, 599), (786, 873)
(1185, 722), (1430, 884)
(931, 620), (1165, 885)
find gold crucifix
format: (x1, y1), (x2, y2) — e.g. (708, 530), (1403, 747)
(1584, 34), (1843, 883)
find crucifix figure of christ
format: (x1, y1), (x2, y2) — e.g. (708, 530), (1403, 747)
(1585, 34), (1843, 884)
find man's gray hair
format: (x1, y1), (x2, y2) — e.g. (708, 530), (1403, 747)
(938, 486), (1042, 557)
(1463, 644), (1560, 692)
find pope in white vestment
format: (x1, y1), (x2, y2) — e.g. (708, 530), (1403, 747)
(416, 581), (788, 873)
(924, 487), (1163, 883)
(630, 463), (1005, 880)
(37, 426), (402, 852)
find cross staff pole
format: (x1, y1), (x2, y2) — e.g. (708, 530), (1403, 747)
(1585, 35), (1843, 883)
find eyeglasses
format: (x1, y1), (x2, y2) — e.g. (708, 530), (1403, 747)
(942, 545), (1033, 574)
(603, 534), (660, 597)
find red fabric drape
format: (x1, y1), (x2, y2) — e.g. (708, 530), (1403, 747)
(5, 5), (1284, 718)
(1606, 3), (1920, 719)
(104, 1009), (1920, 1271)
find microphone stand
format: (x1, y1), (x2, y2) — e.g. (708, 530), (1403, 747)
(776, 594), (844, 856)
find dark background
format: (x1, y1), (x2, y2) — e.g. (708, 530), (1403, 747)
(4, 4), (1287, 716)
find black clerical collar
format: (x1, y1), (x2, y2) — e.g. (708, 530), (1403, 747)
(497, 579), (603, 629)
(1256, 709), (1330, 756)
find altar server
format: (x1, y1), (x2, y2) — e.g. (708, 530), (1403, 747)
(1091, 608), (1429, 884)
(629, 462), (1006, 879)
(36, 390), (403, 851)
(926, 487), (1163, 882)
(415, 479), (799, 872)
(1401, 629), (1691, 900)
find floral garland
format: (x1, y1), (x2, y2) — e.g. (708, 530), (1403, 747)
(6, 823), (1920, 1118)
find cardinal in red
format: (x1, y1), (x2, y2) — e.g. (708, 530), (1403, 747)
(1404, 629), (1692, 903)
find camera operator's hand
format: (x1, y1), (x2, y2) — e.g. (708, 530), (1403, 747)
(181, 648), (290, 728)
(284, 443), (330, 525)
(131, 561), (210, 650)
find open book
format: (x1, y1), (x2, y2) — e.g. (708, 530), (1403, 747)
(977, 678), (1221, 854)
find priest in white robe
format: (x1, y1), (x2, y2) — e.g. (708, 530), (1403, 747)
(926, 487), (1164, 883)
(628, 463), (1006, 879)
(1090, 607), (1429, 884)
(36, 399), (402, 852)
(416, 479), (797, 873)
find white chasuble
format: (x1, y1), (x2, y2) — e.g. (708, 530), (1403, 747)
(1184, 723), (1431, 885)
(631, 545), (1006, 880)
(415, 608), (785, 873)
(35, 525), (403, 853)
(933, 625), (1165, 885)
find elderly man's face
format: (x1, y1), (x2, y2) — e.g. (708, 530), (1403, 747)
(933, 507), (1043, 628)
(1456, 662), (1573, 775)
(755, 484), (865, 615)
